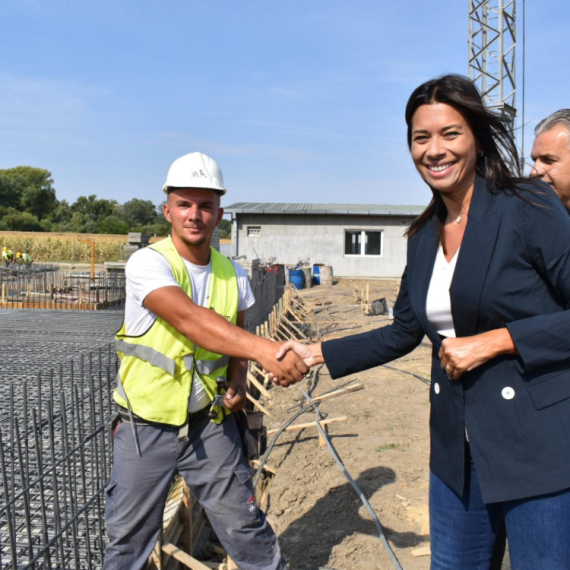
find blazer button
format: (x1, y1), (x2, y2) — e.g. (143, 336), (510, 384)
(501, 387), (515, 400)
(434, 383), (440, 395)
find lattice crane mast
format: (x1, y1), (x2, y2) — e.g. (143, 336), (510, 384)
(468, 0), (517, 137)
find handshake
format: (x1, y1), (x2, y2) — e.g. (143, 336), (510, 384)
(258, 340), (324, 387)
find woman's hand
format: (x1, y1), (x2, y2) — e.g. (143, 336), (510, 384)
(439, 328), (517, 380)
(275, 341), (324, 368)
(264, 341), (324, 385)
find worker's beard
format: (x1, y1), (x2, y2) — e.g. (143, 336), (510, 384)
(180, 234), (207, 248)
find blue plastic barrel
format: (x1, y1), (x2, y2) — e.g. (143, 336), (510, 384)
(289, 269), (305, 290)
(312, 265), (321, 285)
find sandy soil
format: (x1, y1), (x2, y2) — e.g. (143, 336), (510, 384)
(259, 278), (434, 570)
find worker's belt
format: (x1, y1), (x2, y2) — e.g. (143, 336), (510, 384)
(117, 405), (210, 430)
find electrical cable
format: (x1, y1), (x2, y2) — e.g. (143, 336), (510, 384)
(299, 387), (403, 570)
(381, 363), (431, 386)
(252, 400), (319, 489)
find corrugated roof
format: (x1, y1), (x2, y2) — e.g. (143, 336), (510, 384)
(224, 202), (426, 216)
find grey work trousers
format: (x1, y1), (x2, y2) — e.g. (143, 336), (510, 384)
(104, 412), (286, 570)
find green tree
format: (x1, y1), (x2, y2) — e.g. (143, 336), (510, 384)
(0, 166), (57, 219)
(97, 216), (129, 235)
(0, 173), (22, 209)
(118, 198), (159, 229)
(50, 199), (73, 224)
(0, 208), (43, 231)
(72, 195), (119, 223)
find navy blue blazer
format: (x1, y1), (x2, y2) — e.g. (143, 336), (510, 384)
(323, 178), (570, 503)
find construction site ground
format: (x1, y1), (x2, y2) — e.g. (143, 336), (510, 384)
(263, 277), (433, 570)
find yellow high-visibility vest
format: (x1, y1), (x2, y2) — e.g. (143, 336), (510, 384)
(114, 236), (238, 425)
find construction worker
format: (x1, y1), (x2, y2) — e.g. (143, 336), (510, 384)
(104, 152), (306, 570)
(2, 246), (13, 268)
(21, 252), (33, 266)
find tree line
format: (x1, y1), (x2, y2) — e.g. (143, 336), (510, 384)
(0, 166), (231, 237)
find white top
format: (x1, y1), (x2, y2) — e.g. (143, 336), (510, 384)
(123, 247), (255, 412)
(425, 244), (459, 338)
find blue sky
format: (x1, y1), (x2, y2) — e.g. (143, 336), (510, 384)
(1, 0), (569, 209)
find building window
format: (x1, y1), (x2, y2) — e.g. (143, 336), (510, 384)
(247, 226), (261, 237)
(344, 230), (382, 256)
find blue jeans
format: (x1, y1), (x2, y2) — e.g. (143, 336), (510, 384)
(430, 451), (570, 570)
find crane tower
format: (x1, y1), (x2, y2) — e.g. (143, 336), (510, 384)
(468, 0), (517, 135)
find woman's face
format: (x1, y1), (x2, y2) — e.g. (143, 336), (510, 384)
(410, 103), (478, 198)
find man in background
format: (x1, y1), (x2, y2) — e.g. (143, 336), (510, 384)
(531, 109), (570, 211)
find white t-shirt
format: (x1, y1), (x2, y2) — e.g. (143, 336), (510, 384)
(425, 244), (459, 338)
(123, 247), (255, 412)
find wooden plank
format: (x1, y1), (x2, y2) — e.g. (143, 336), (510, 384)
(259, 487), (270, 512)
(247, 371), (273, 400)
(251, 363), (268, 380)
(411, 546), (431, 557)
(276, 323), (295, 341)
(191, 510), (205, 545)
(311, 384), (364, 404)
(266, 416), (347, 435)
(319, 422), (329, 448)
(161, 543), (214, 570)
(250, 460), (277, 475)
(246, 393), (271, 416)
(281, 314), (308, 339)
(272, 326), (289, 341)
(181, 480), (193, 558)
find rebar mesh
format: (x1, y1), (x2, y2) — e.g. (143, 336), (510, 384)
(0, 266), (283, 568)
(0, 267), (125, 311)
(0, 311), (123, 569)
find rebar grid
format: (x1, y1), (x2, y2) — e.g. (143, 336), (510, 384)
(0, 344), (118, 569)
(0, 269), (125, 311)
(0, 268), (284, 569)
(245, 265), (285, 333)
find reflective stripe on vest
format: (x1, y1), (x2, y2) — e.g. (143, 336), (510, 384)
(196, 355), (230, 375)
(115, 338), (176, 376)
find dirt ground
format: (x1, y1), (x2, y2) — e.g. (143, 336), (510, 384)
(260, 277), (434, 570)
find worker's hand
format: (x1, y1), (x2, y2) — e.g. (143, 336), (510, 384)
(439, 328), (516, 380)
(224, 377), (247, 412)
(257, 340), (309, 387)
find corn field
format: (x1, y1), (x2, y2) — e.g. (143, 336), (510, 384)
(0, 232), (126, 263)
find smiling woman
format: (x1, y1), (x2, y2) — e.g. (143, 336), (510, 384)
(410, 104), (478, 204)
(278, 74), (570, 569)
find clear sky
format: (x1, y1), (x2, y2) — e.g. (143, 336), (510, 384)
(1, 0), (568, 208)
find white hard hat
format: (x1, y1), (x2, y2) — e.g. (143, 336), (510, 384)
(163, 152), (226, 195)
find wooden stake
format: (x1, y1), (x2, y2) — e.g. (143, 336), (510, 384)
(281, 314), (307, 339)
(161, 543), (213, 570)
(318, 423), (329, 448)
(310, 383), (364, 404)
(247, 371), (273, 400)
(266, 416), (347, 435)
(251, 363), (268, 379)
(250, 460), (277, 475)
(246, 393), (271, 416)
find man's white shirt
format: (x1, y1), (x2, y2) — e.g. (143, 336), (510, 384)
(123, 247), (255, 412)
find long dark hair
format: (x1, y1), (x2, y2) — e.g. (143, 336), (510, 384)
(405, 74), (522, 237)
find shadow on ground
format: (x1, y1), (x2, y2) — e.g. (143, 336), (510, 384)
(279, 466), (429, 570)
